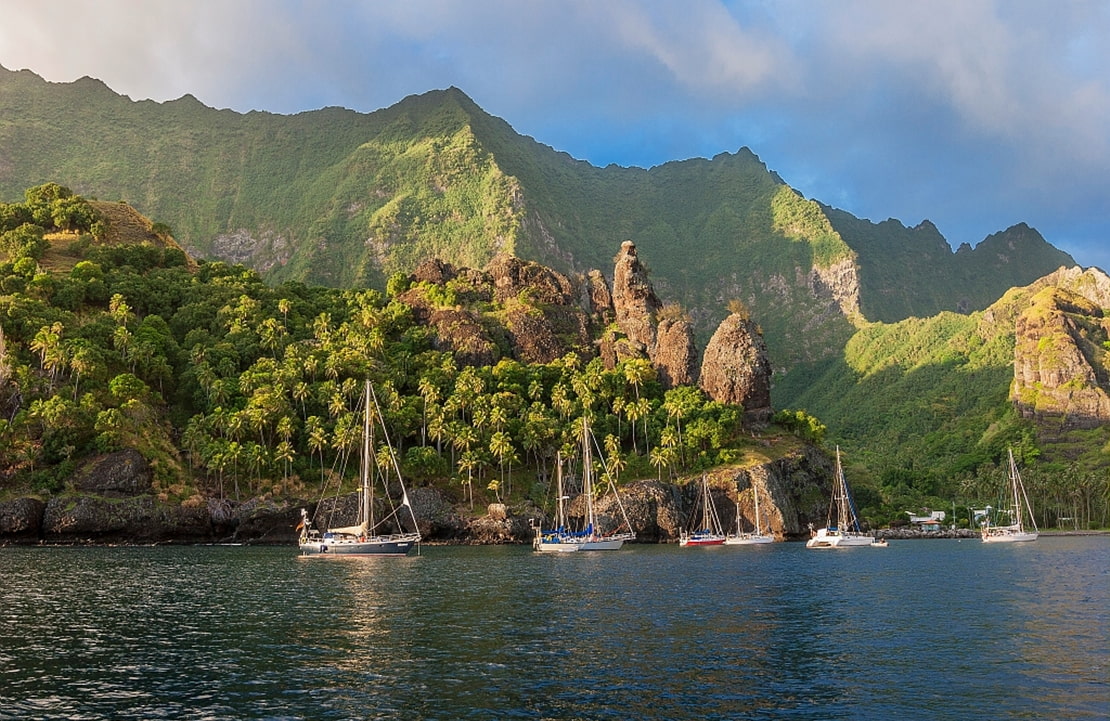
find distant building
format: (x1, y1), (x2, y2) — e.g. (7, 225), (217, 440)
(906, 510), (946, 532)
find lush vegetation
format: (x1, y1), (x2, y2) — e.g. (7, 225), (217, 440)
(3, 185), (1104, 530)
(0, 67), (1075, 378)
(1, 188), (810, 521)
(776, 300), (1110, 529)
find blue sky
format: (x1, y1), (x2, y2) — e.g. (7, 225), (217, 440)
(3, 0), (1108, 270)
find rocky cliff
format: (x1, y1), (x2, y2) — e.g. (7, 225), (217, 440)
(1011, 286), (1110, 430)
(396, 243), (766, 397)
(608, 241), (700, 388)
(698, 311), (774, 423)
(1, 445), (833, 545)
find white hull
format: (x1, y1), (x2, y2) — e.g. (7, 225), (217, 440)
(724, 533), (774, 545)
(981, 450), (1038, 543)
(533, 533), (632, 552)
(534, 540), (581, 553)
(533, 419), (635, 554)
(982, 527), (1038, 543)
(299, 532), (420, 555)
(806, 528), (875, 548)
(580, 536), (628, 551)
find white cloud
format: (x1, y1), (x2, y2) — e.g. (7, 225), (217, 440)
(0, 0), (1107, 266)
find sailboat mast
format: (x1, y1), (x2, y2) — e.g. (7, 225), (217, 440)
(363, 378), (372, 531)
(703, 476), (711, 531)
(583, 417), (594, 533)
(555, 450), (565, 529)
(753, 483), (761, 535)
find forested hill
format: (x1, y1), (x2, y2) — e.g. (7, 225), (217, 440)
(1, 184), (1106, 530)
(0, 65), (1077, 374)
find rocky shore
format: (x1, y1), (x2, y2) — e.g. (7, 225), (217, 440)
(1, 446), (838, 546)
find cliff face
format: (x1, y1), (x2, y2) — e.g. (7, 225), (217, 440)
(3, 445), (833, 545)
(1012, 286), (1110, 430)
(401, 255), (594, 365)
(556, 443), (831, 542)
(698, 312), (773, 423)
(608, 241), (699, 388)
(399, 242), (706, 389)
(653, 316), (700, 388)
(611, 240), (662, 352)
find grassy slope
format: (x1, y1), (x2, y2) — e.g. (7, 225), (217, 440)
(3, 67), (1096, 482)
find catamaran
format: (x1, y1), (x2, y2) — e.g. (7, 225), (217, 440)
(806, 446), (875, 548)
(533, 417), (635, 552)
(298, 379), (421, 555)
(981, 448), (1038, 543)
(724, 481), (774, 545)
(680, 474), (727, 546)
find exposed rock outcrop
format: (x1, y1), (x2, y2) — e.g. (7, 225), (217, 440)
(487, 254), (575, 305)
(654, 315), (699, 387)
(1012, 286), (1110, 430)
(0, 497), (45, 538)
(585, 269), (614, 325)
(528, 444), (833, 543)
(71, 449), (153, 496)
(426, 308), (500, 367)
(698, 311), (773, 423)
(399, 254), (595, 365)
(611, 240), (662, 351)
(609, 241), (699, 388)
(41, 494), (215, 543)
(411, 257), (459, 285)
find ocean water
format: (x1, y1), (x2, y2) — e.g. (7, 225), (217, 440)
(0, 537), (1107, 720)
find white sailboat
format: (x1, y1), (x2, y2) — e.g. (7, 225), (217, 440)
(981, 448), (1038, 543)
(724, 481), (774, 545)
(533, 417), (635, 552)
(298, 380), (421, 555)
(680, 474), (727, 547)
(806, 447), (875, 548)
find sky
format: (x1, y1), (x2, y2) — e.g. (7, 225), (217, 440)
(2, 0), (1108, 270)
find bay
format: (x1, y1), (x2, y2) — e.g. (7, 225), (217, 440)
(1, 537), (1107, 720)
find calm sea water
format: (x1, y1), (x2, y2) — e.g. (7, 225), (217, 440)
(0, 537), (1107, 720)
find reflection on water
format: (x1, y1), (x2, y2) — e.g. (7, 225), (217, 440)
(0, 538), (1107, 720)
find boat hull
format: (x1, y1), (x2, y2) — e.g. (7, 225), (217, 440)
(534, 532), (632, 552)
(299, 533), (419, 556)
(724, 534), (773, 545)
(805, 528), (875, 548)
(679, 533), (727, 547)
(982, 528), (1038, 543)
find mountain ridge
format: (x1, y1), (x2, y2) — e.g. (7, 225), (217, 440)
(0, 65), (1080, 381)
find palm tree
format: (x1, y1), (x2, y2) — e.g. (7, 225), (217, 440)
(489, 430), (517, 496)
(305, 416), (329, 489)
(650, 445), (674, 482)
(274, 441), (295, 483)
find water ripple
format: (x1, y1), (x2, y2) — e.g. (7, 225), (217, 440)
(1, 538), (1107, 720)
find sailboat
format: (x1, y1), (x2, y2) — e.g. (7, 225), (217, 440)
(981, 448), (1038, 543)
(724, 481), (774, 545)
(533, 417), (636, 552)
(298, 380), (421, 555)
(806, 447), (875, 548)
(680, 474), (727, 546)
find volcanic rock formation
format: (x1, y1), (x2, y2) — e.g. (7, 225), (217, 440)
(698, 309), (773, 424)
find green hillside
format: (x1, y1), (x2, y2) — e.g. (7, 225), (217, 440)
(2, 182), (1106, 528)
(0, 67), (1078, 379)
(0, 186), (807, 520)
(776, 277), (1110, 527)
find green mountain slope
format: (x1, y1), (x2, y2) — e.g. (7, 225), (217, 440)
(0, 66), (1078, 378)
(776, 267), (1110, 520)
